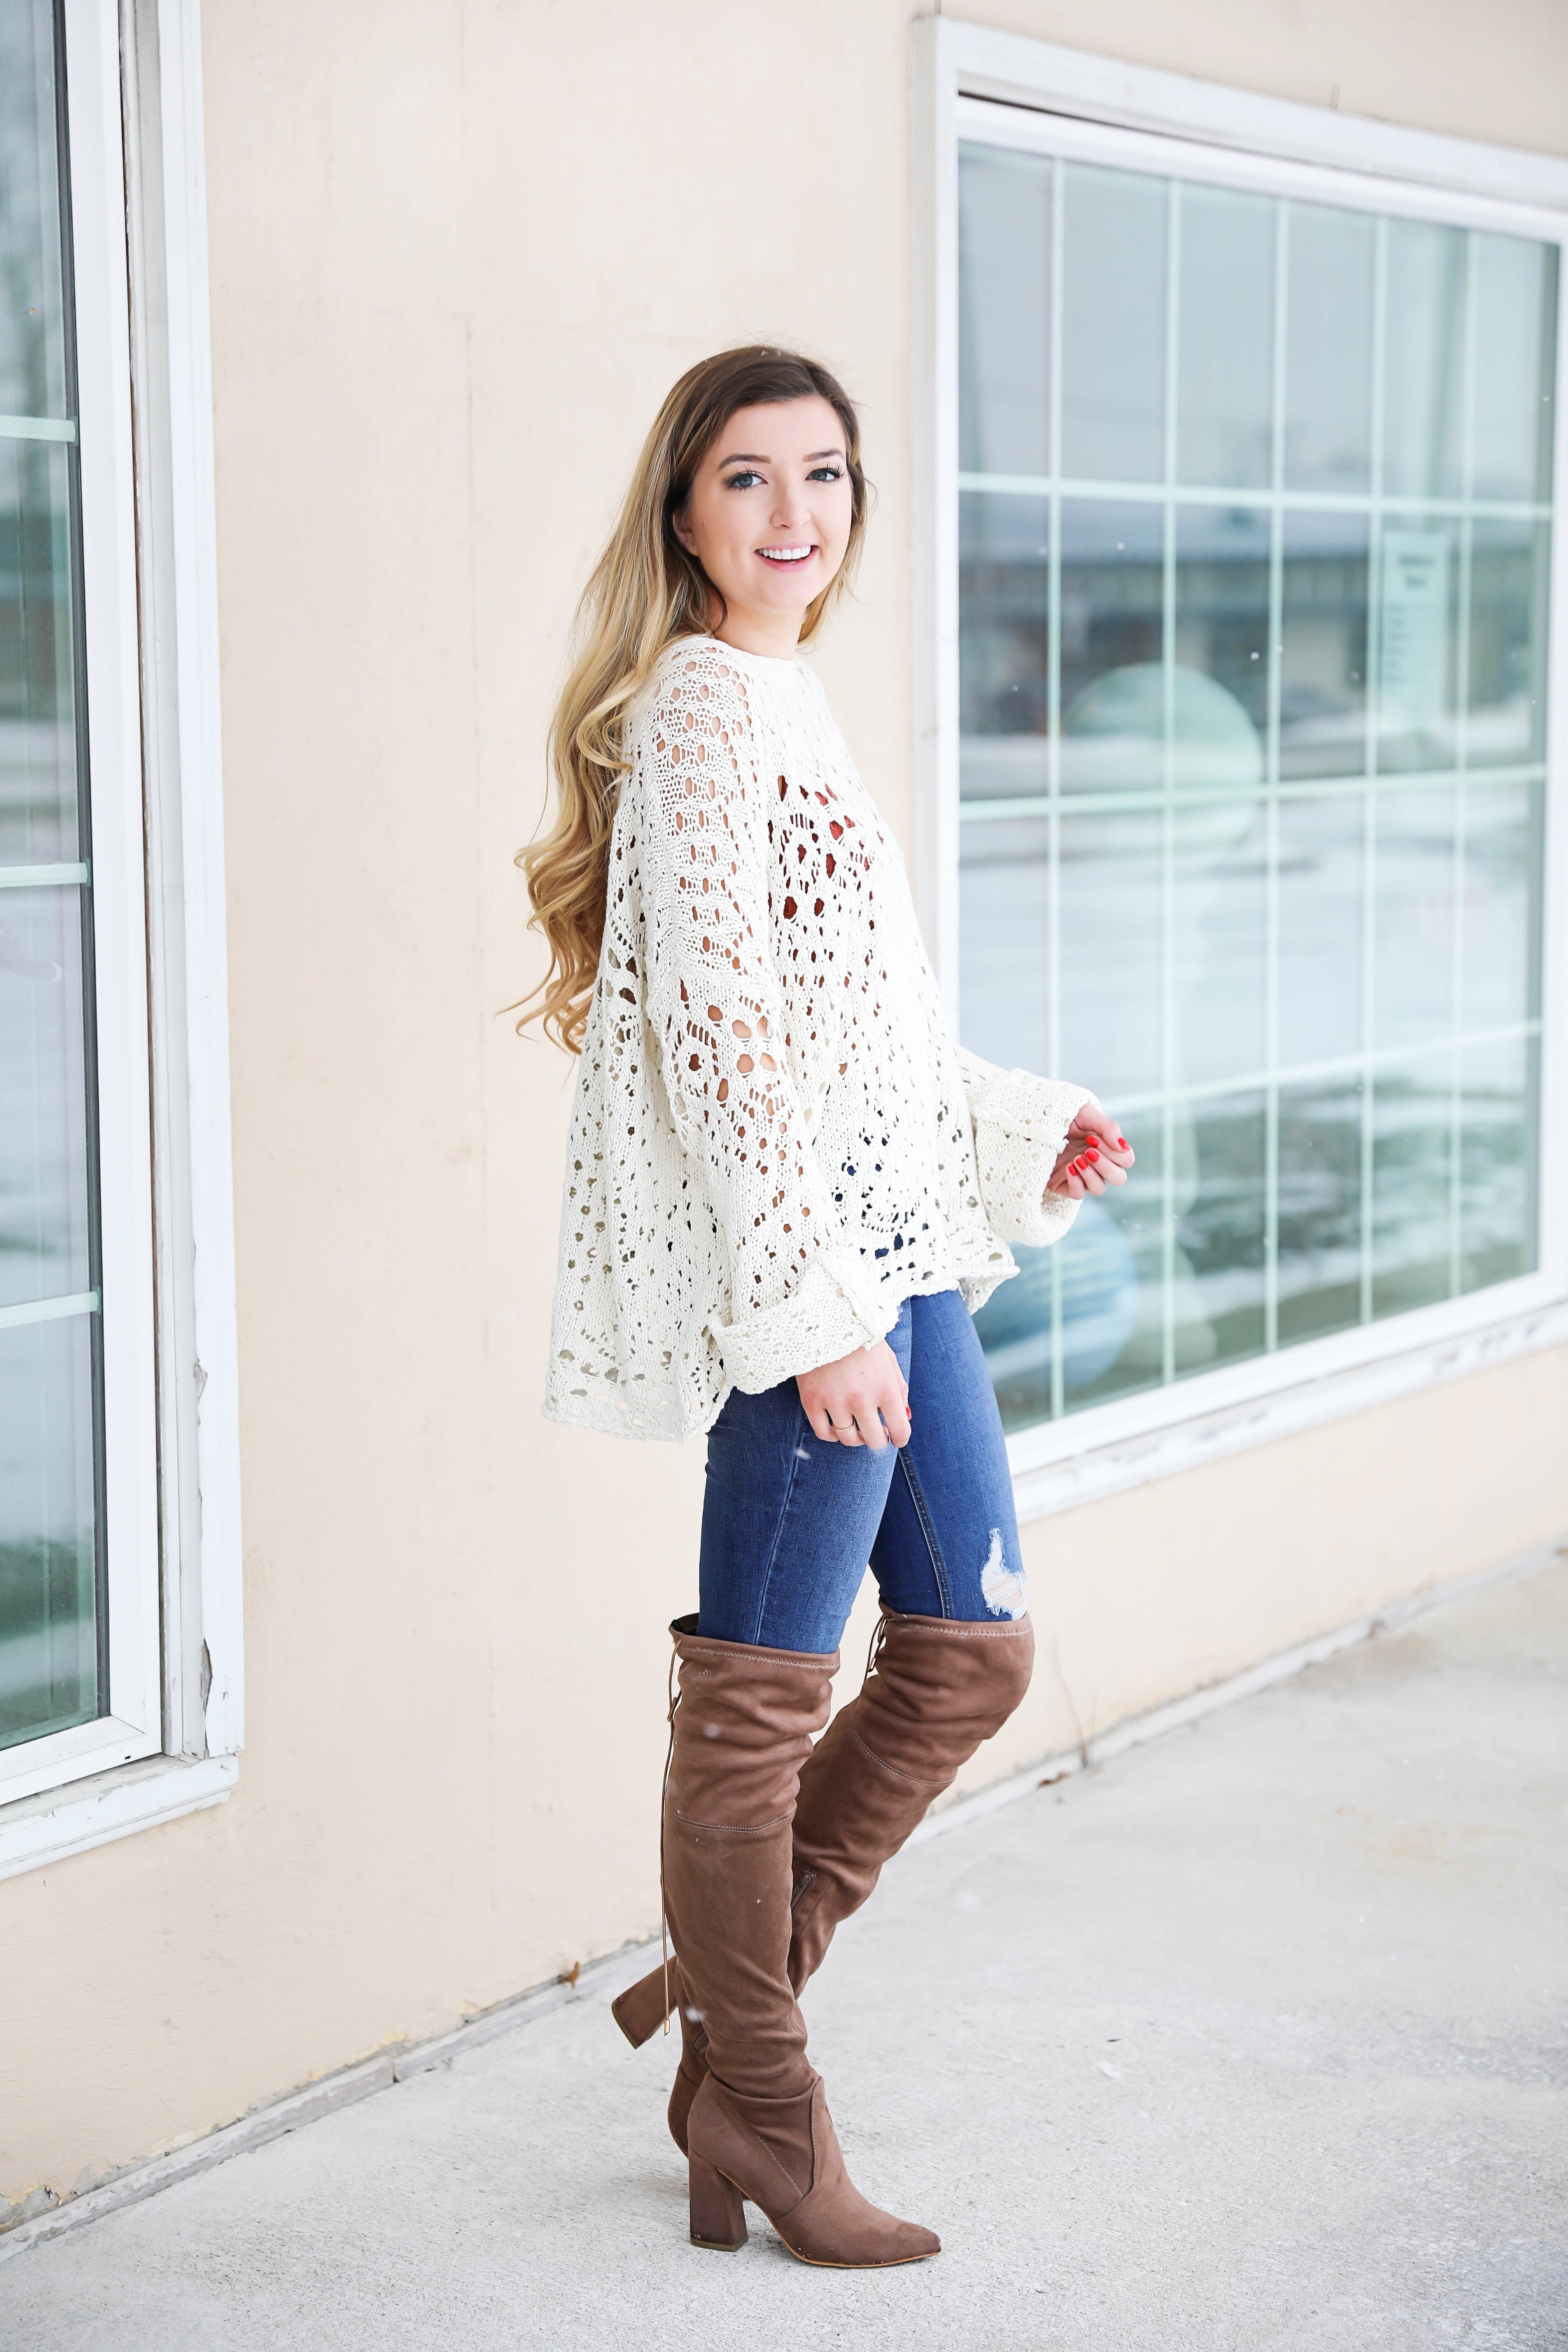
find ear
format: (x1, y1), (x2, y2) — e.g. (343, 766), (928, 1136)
(671, 500), (696, 557)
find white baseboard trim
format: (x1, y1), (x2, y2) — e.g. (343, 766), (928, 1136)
(4, 1535), (1558, 2264)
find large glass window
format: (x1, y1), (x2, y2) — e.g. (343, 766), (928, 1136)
(0, 0), (236, 1861)
(957, 141), (1556, 1433)
(0, 1), (104, 1749)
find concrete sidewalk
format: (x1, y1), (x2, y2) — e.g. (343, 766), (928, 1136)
(5, 1558), (1565, 2352)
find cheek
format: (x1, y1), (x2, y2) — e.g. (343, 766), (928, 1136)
(692, 500), (750, 578)
(821, 493), (854, 561)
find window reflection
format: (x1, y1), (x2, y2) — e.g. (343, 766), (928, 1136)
(1376, 523), (1460, 773)
(1460, 1037), (1538, 1292)
(1280, 512), (1368, 780)
(959, 491), (1049, 781)
(0, 1317), (99, 1749)
(1175, 504), (1269, 736)
(1177, 188), (1275, 490)
(959, 814), (1049, 1076)
(1276, 794), (1365, 1068)
(1371, 1058), (1453, 1317)
(1382, 221), (1468, 502)
(1284, 206), (1374, 494)
(1056, 809), (1163, 1102)
(1468, 519), (1549, 766)
(1175, 1093), (1267, 1372)
(1277, 1078), (1364, 1345)
(957, 142), (1555, 1431)
(1059, 499), (1163, 731)
(1471, 232), (1557, 504)
(959, 148), (1051, 479)
(1460, 778), (1542, 1032)
(1061, 167), (1167, 483)
(0, 0), (104, 1752)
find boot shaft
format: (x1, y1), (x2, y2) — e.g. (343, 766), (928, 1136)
(665, 1614), (836, 1833)
(660, 1616), (836, 2104)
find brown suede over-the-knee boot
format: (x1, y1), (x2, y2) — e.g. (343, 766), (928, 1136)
(615, 1606), (1034, 2150)
(658, 1615), (939, 2267)
(788, 1607), (1035, 1988)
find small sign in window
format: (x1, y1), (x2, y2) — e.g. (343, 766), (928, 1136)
(1379, 529), (1451, 728)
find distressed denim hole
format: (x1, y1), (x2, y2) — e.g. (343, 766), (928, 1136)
(981, 1528), (1028, 1620)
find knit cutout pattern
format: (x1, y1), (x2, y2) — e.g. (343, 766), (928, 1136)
(546, 638), (1092, 1441)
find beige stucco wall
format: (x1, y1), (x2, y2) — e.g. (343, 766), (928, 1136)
(4, 0), (1567, 2213)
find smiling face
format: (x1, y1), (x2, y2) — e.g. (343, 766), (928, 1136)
(671, 395), (855, 657)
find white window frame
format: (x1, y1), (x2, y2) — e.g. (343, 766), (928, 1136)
(0, 0), (239, 1875)
(913, 21), (1568, 1520)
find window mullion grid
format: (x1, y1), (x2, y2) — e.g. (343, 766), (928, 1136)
(0, 1292), (100, 1334)
(1048, 155), (1065, 1423)
(1450, 230), (1481, 1298)
(1161, 177), (1182, 1390)
(958, 471), (1547, 525)
(1067, 1016), (1536, 1120)
(960, 759), (1542, 825)
(1264, 198), (1289, 1354)
(1362, 216), (1390, 1324)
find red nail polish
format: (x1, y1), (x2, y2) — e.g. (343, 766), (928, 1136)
(1116, 1136), (1128, 1149)
(1086, 1146), (1100, 1160)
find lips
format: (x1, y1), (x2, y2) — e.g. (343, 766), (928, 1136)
(757, 545), (816, 565)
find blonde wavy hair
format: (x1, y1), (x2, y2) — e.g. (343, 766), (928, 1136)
(517, 346), (869, 1052)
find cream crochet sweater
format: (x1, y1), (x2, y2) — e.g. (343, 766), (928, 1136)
(545, 637), (1092, 1441)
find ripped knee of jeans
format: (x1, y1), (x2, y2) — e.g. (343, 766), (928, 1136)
(980, 1527), (1028, 1622)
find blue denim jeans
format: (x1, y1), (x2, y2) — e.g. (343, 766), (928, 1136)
(699, 1287), (1027, 1654)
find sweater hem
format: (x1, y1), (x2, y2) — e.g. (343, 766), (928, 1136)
(542, 1261), (1011, 1446)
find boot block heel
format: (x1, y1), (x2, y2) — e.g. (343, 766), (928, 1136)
(689, 2154), (747, 2251)
(610, 1960), (678, 2050)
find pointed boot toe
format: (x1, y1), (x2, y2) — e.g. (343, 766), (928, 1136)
(687, 2076), (939, 2269)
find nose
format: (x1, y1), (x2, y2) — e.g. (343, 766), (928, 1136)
(770, 480), (812, 531)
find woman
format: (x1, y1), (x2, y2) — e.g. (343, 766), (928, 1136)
(523, 346), (1131, 2268)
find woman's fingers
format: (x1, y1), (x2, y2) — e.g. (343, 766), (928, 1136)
(879, 1389), (912, 1448)
(1050, 1146), (1128, 1198)
(808, 1390), (908, 1450)
(1070, 1098), (1114, 1142)
(1072, 1102), (1135, 1163)
(795, 1339), (909, 1451)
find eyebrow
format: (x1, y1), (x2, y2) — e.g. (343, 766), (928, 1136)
(718, 448), (846, 466)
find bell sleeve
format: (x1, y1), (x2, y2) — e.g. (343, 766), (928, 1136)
(957, 1047), (1096, 1249)
(636, 650), (897, 1392)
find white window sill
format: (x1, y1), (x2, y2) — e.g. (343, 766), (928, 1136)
(0, 1751), (237, 1884)
(1011, 1293), (1568, 1522)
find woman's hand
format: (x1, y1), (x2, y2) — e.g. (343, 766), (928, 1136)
(1046, 1099), (1136, 1200)
(797, 1339), (911, 1450)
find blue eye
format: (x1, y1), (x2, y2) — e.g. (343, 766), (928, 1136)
(808, 465), (844, 482)
(724, 470), (763, 491)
